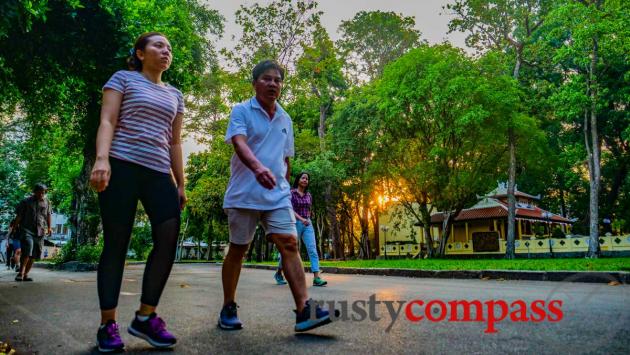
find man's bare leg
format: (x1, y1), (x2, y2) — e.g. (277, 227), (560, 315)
(269, 234), (308, 313)
(222, 243), (249, 306)
(18, 255), (29, 277)
(23, 257), (35, 278)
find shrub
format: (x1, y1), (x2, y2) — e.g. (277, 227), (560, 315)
(51, 238), (77, 265)
(76, 238), (104, 263)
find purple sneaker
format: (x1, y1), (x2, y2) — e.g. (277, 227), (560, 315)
(96, 320), (124, 352)
(128, 312), (177, 348)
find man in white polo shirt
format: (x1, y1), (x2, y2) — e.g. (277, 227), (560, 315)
(218, 60), (336, 332)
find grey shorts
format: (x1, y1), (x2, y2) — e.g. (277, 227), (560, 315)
(21, 232), (43, 259)
(225, 208), (297, 245)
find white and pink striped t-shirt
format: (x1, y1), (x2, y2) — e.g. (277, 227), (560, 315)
(103, 70), (184, 174)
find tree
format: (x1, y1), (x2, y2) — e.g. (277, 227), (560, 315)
(0, 115), (27, 224)
(185, 119), (232, 260)
(545, 0), (629, 256)
(376, 44), (529, 257)
(0, 0), (224, 244)
(329, 86), (383, 258)
(293, 23), (348, 258)
(447, 0), (554, 258)
(220, 0), (322, 102)
(296, 23), (347, 150)
(338, 10), (422, 83)
(292, 151), (346, 258)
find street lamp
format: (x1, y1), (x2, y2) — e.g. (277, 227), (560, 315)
(542, 212), (553, 237)
(542, 211), (553, 257)
(380, 225), (390, 259)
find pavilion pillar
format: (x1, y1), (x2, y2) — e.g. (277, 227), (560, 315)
(517, 219), (522, 239)
(465, 222), (469, 242)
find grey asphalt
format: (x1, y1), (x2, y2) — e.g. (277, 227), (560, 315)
(0, 264), (628, 354)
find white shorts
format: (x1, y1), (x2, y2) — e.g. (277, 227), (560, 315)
(225, 208), (297, 245)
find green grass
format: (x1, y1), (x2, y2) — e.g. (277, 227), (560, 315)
(247, 258), (630, 272)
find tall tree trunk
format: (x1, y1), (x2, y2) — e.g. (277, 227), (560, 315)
(325, 185), (342, 259)
(505, 50), (522, 260)
(318, 104), (327, 151)
(347, 207), (355, 257)
(371, 205), (380, 258)
(70, 151), (100, 246)
(316, 214), (326, 257)
(359, 196), (371, 259)
(338, 215), (346, 257)
(317, 97), (341, 259)
(70, 95), (102, 248)
(559, 175), (567, 218)
(586, 32), (600, 258)
(422, 226), (433, 258)
(512, 49), (522, 78)
(419, 204), (435, 257)
(438, 212), (453, 257)
(506, 128), (517, 259)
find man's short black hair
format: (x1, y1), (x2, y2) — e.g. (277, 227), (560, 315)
(252, 60), (285, 82)
(33, 183), (47, 192)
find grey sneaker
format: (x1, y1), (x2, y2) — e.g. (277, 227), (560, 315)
(294, 299), (339, 332)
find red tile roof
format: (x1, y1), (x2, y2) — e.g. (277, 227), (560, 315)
(491, 191), (540, 200)
(431, 203), (572, 224)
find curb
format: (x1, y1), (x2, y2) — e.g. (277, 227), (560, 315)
(33, 260), (216, 271)
(34, 261), (97, 272)
(34, 262), (629, 284)
(242, 264), (629, 284)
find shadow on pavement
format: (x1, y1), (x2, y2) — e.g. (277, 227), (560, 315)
(293, 333), (337, 342)
(84, 345), (175, 354)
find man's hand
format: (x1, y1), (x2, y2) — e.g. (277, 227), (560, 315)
(253, 166), (276, 189)
(47, 227), (52, 236)
(301, 218), (310, 226)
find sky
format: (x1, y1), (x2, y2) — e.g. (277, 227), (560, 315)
(183, 0), (469, 160)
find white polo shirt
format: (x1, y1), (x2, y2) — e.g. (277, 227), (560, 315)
(223, 97), (295, 210)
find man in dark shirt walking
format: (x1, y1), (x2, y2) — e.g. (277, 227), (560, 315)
(14, 183), (52, 281)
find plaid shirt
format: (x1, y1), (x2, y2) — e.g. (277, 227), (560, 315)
(16, 196), (51, 236)
(291, 189), (312, 219)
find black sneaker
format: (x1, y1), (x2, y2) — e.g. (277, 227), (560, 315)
(294, 299), (339, 332)
(128, 312), (177, 348)
(96, 320), (125, 352)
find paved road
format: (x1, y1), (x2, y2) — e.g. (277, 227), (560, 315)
(0, 264), (628, 354)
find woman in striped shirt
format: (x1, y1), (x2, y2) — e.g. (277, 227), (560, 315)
(89, 32), (185, 352)
(274, 172), (328, 287)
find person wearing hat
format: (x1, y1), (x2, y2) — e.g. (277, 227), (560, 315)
(14, 183), (52, 281)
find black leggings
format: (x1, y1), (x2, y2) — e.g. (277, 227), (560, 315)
(97, 158), (181, 310)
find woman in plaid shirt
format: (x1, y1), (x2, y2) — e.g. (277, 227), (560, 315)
(274, 172), (328, 286)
